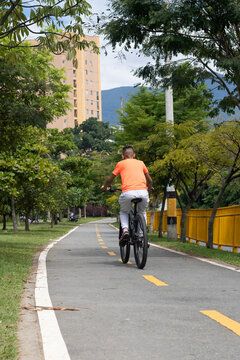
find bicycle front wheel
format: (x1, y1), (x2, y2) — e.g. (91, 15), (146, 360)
(133, 214), (148, 269)
(119, 224), (130, 264)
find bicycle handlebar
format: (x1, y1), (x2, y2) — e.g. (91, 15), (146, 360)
(109, 187), (122, 193)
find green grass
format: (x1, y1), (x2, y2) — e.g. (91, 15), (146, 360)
(112, 222), (240, 266)
(148, 233), (240, 267)
(0, 217), (103, 360)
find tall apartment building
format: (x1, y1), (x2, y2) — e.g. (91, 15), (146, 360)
(48, 35), (102, 130)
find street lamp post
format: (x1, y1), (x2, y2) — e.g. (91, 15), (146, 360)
(165, 0), (178, 241)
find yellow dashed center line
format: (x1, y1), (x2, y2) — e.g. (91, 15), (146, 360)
(101, 246), (108, 249)
(200, 310), (240, 336)
(107, 251), (116, 256)
(142, 275), (168, 287)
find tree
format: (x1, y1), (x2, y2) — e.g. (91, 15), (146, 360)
(190, 121), (240, 248)
(70, 117), (113, 154)
(115, 76), (212, 147)
(0, 126), (61, 232)
(0, 1), (98, 56)
(101, 0), (240, 113)
(0, 44), (71, 137)
(153, 143), (212, 242)
(46, 128), (77, 161)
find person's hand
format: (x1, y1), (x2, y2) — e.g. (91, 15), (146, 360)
(101, 185), (109, 191)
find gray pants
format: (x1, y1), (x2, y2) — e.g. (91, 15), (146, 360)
(118, 190), (149, 229)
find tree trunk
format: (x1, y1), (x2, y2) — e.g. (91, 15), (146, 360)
(180, 203), (192, 243)
(51, 214), (54, 228)
(25, 214), (30, 231)
(2, 214), (7, 230)
(207, 180), (230, 248)
(149, 194), (158, 233)
(158, 187), (167, 238)
(11, 196), (18, 234)
(47, 210), (51, 222)
(78, 208), (81, 218)
(84, 204), (87, 219)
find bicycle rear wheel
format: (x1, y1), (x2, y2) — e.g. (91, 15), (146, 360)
(119, 224), (130, 264)
(133, 214), (148, 269)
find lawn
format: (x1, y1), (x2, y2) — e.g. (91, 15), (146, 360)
(0, 217), (102, 360)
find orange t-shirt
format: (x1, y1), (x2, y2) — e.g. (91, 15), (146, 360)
(112, 159), (148, 192)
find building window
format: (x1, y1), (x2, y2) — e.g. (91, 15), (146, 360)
(73, 80), (77, 88)
(90, 90), (93, 95)
(97, 111), (99, 119)
(96, 91), (99, 100)
(86, 109), (89, 115)
(62, 60), (65, 64)
(90, 60), (93, 66)
(86, 90), (88, 95)
(90, 80), (93, 86)
(85, 69), (88, 75)
(91, 110), (93, 115)
(85, 60), (87, 65)
(74, 89), (77, 97)
(85, 50), (87, 55)
(86, 80), (88, 86)
(97, 101), (99, 109)
(74, 119), (78, 126)
(64, 119), (67, 123)
(91, 100), (93, 106)
(86, 99), (89, 105)
(73, 69), (76, 78)
(74, 109), (77, 117)
(90, 71), (93, 76)
(74, 99), (77, 107)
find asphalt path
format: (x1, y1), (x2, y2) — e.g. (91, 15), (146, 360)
(44, 221), (240, 360)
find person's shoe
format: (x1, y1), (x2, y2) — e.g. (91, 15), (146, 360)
(119, 230), (129, 246)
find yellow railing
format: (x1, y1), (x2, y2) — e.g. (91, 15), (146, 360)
(147, 205), (240, 253)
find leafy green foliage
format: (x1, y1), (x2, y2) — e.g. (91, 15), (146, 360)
(0, 1), (98, 56)
(70, 117), (113, 154)
(0, 44), (71, 136)
(101, 0), (240, 112)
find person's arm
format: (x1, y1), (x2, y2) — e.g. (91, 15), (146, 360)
(145, 172), (153, 191)
(101, 173), (116, 191)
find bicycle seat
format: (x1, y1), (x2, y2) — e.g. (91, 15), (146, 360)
(131, 198), (142, 204)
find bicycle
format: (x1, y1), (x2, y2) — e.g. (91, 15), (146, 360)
(109, 187), (149, 269)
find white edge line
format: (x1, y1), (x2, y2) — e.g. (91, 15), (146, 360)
(150, 242), (240, 273)
(35, 226), (78, 360)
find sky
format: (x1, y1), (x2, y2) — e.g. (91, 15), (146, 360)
(86, 0), (148, 90)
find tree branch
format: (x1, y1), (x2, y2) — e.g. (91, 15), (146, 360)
(0, 0), (21, 26)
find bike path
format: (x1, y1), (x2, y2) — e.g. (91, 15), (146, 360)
(45, 221), (240, 360)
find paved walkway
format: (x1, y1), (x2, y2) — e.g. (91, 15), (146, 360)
(22, 222), (240, 359)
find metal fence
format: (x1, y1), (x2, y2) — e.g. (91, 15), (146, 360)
(147, 205), (240, 253)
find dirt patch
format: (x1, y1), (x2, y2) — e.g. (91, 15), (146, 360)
(18, 251), (44, 360)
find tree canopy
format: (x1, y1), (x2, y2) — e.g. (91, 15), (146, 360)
(100, 0), (240, 113)
(0, 0), (98, 57)
(0, 44), (71, 138)
(71, 117), (113, 154)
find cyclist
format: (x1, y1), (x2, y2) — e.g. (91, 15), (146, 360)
(101, 145), (153, 245)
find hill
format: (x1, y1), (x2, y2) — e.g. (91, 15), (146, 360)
(101, 86), (139, 125)
(101, 83), (239, 125)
